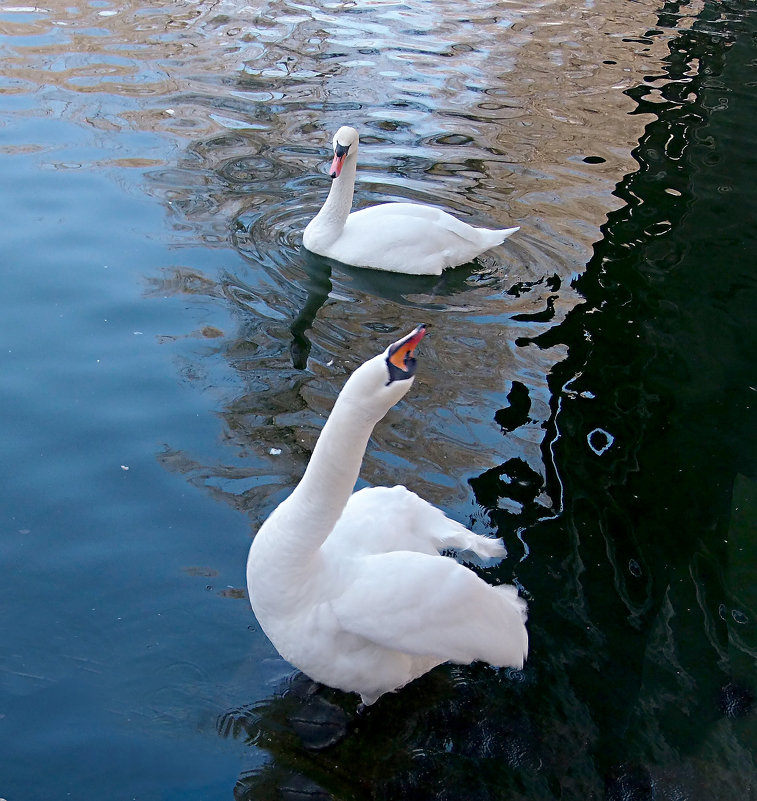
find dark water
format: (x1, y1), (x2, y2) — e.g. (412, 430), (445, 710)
(1, 0), (755, 798)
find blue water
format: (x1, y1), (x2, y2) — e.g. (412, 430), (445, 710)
(1, 0), (755, 798)
(1, 112), (255, 794)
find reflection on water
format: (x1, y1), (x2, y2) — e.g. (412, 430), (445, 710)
(2, 0), (755, 798)
(220, 669), (541, 800)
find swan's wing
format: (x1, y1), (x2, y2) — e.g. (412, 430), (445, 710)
(335, 211), (458, 273)
(323, 485), (506, 560)
(329, 550), (528, 668)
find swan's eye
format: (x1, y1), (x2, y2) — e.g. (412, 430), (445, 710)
(334, 142), (350, 158)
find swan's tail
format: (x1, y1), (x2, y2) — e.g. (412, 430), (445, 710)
(438, 520), (507, 561)
(496, 226), (520, 242)
(400, 490), (507, 560)
(495, 583), (528, 624)
(473, 225), (519, 253)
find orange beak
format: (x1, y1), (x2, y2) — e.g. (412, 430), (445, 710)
(330, 152), (346, 179)
(388, 325), (427, 372)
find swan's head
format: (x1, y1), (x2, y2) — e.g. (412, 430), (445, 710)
(330, 126), (359, 179)
(341, 325), (427, 415)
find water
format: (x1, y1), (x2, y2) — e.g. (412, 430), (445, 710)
(1, 0), (755, 798)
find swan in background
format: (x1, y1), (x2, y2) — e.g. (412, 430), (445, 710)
(246, 325), (528, 706)
(302, 126), (520, 275)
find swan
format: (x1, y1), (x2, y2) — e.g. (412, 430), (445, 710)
(246, 325), (528, 706)
(302, 126), (520, 275)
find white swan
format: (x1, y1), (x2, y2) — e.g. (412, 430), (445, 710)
(246, 325), (528, 706)
(302, 126), (520, 275)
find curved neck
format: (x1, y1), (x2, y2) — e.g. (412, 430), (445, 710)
(309, 155), (357, 240)
(272, 388), (378, 557)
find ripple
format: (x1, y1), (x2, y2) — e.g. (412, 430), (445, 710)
(503, 667), (527, 683)
(731, 609), (749, 625)
(718, 681), (755, 719)
(222, 129), (577, 386)
(217, 153), (286, 187)
(234, 180), (313, 269)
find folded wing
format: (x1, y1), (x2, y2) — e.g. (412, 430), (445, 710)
(329, 550), (528, 668)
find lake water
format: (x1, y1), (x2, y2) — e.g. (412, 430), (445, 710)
(1, 0), (755, 798)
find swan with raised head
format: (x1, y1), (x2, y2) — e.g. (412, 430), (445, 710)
(302, 126), (520, 275)
(246, 325), (528, 706)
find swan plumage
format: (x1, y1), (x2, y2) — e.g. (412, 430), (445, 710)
(246, 326), (528, 705)
(302, 126), (520, 275)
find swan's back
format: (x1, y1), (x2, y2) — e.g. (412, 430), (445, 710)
(334, 202), (517, 274)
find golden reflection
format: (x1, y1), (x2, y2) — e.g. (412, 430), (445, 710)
(3, 0), (703, 247)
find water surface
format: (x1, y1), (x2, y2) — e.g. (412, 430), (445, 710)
(1, 0), (755, 798)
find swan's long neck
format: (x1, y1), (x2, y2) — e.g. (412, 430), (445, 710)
(293, 399), (372, 536)
(304, 155), (357, 247)
(269, 369), (384, 559)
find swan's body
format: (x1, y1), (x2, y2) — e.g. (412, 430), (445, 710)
(302, 126), (519, 275)
(246, 326), (528, 706)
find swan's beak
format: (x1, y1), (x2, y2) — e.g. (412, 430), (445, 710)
(330, 142), (350, 179)
(330, 153), (344, 179)
(386, 324), (427, 383)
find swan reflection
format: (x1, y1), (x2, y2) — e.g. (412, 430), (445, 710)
(220, 667), (538, 801)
